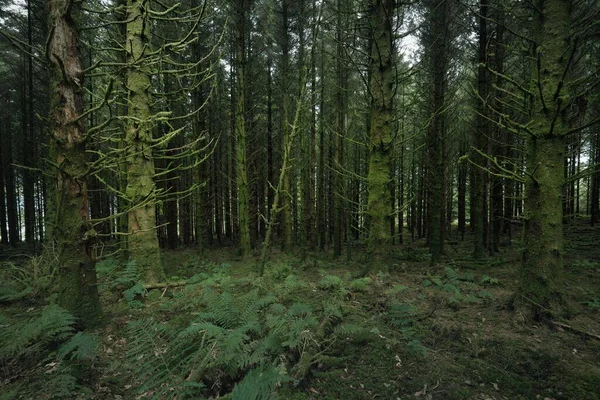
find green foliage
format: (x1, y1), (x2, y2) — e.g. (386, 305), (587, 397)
(317, 274), (349, 298)
(423, 268), (498, 305)
(569, 260), (600, 274)
(480, 275), (500, 285)
(231, 365), (291, 400)
(349, 277), (372, 293)
(57, 332), (99, 361)
(124, 271), (376, 399)
(0, 255), (59, 302)
(98, 259), (147, 308)
(384, 284), (409, 299)
(317, 274), (343, 290)
(0, 304), (75, 362)
(0, 304), (98, 398)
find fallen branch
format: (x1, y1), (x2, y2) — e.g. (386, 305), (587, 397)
(144, 281), (187, 290)
(552, 321), (600, 341)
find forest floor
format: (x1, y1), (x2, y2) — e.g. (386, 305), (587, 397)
(1, 220), (600, 400)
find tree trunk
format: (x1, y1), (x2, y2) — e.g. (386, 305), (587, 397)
(472, 0), (489, 260)
(517, 0), (572, 316)
(124, 0), (165, 284)
(233, 0), (252, 257)
(366, 0), (395, 266)
(0, 124), (8, 245)
(280, 0), (293, 252)
(48, 0), (101, 327)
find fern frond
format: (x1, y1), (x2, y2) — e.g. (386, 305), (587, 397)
(231, 365), (290, 400)
(57, 332), (98, 361)
(444, 266), (459, 282)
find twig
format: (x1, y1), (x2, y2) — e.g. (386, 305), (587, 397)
(144, 281), (187, 290)
(552, 321), (600, 341)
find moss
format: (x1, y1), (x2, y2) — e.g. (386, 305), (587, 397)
(124, 0), (165, 284)
(48, 0), (101, 328)
(517, 0), (571, 317)
(365, 1), (395, 265)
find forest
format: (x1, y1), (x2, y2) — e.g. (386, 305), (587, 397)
(0, 0), (599, 398)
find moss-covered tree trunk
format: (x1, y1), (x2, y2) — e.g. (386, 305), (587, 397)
(48, 0), (101, 327)
(517, 0), (571, 316)
(233, 0), (252, 258)
(281, 0), (293, 252)
(333, 0), (347, 258)
(125, 0), (165, 284)
(366, 0), (395, 264)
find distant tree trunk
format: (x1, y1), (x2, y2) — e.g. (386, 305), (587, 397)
(307, 0), (317, 249)
(472, 0), (489, 260)
(280, 0), (293, 252)
(457, 140), (467, 240)
(23, 0), (36, 246)
(592, 132), (600, 225)
(317, 41), (326, 250)
(124, 0), (165, 284)
(3, 124), (19, 245)
(48, 0), (101, 327)
(366, 0), (395, 265)
(0, 124), (8, 245)
(425, 0), (450, 265)
(333, 0), (347, 257)
(233, 0), (252, 258)
(516, 0), (572, 317)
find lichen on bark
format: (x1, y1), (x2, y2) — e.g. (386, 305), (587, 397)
(124, 0), (165, 284)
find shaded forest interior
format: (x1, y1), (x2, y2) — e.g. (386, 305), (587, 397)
(0, 0), (599, 399)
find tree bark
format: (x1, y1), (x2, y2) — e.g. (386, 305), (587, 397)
(48, 0), (101, 327)
(124, 0), (165, 284)
(517, 0), (571, 316)
(233, 0), (252, 258)
(366, 0), (395, 266)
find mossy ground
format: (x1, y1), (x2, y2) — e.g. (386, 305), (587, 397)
(1, 219), (599, 399)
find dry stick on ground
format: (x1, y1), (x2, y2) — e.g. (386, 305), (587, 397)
(520, 294), (600, 341)
(552, 321), (600, 341)
(144, 281), (187, 290)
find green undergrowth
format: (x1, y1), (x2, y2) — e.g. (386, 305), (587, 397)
(1, 244), (599, 399)
(106, 261), (427, 399)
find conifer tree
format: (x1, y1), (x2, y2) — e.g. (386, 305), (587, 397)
(48, 0), (101, 327)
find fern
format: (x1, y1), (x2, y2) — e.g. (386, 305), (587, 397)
(444, 266), (459, 282)
(57, 332), (98, 361)
(125, 272), (376, 399)
(349, 277), (372, 293)
(0, 304), (75, 362)
(231, 365), (290, 400)
(0, 304), (98, 399)
(317, 274), (343, 290)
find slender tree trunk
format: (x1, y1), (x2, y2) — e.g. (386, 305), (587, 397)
(233, 0), (252, 257)
(334, 0), (346, 257)
(592, 132), (600, 225)
(48, 0), (101, 326)
(426, 0), (449, 265)
(0, 124), (8, 245)
(317, 42), (326, 250)
(366, 0), (395, 265)
(472, 0), (489, 259)
(280, 0), (293, 252)
(3, 125), (19, 245)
